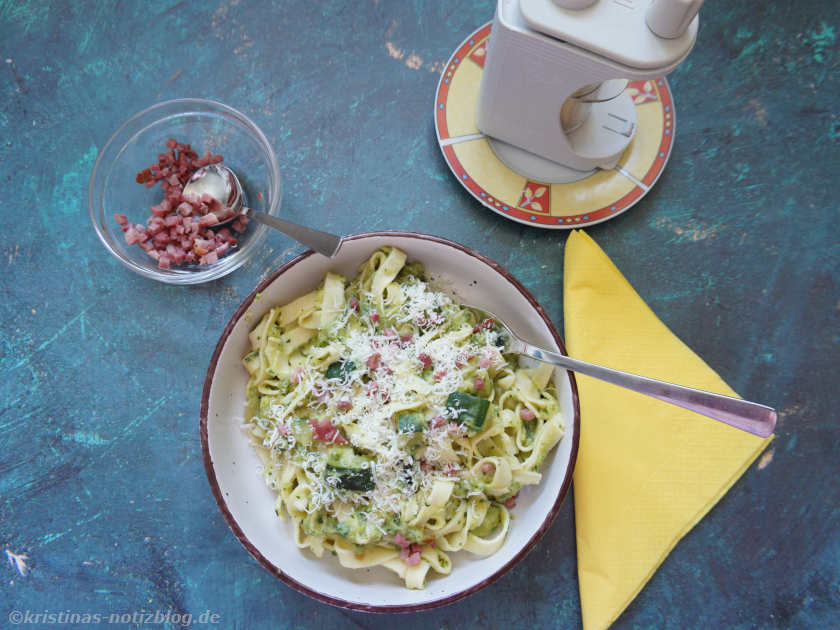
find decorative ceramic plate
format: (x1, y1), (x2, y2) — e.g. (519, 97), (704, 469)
(201, 232), (580, 611)
(435, 23), (675, 228)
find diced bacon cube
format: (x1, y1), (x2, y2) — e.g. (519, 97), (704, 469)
(505, 492), (519, 509)
(481, 463), (495, 474)
(198, 212), (219, 227)
(474, 377), (485, 391)
(336, 399), (352, 411)
(176, 201), (194, 216)
(349, 297), (359, 312)
(431, 416), (445, 429)
(418, 353), (432, 369)
(520, 407), (536, 421)
(369, 312), (380, 323)
(400, 544), (422, 566)
(193, 238), (214, 256)
(309, 418), (347, 444)
(366, 353), (381, 370)
(473, 318), (495, 334)
(147, 216), (164, 232)
(113, 213), (128, 226)
(199, 251), (218, 265)
(124, 226), (142, 245)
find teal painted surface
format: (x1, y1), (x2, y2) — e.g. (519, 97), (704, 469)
(1, 1), (838, 628)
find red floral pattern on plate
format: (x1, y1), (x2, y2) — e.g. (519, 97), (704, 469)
(518, 182), (550, 214)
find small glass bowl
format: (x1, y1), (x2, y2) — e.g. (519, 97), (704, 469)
(89, 98), (282, 284)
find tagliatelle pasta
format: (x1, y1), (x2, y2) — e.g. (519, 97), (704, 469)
(242, 246), (565, 588)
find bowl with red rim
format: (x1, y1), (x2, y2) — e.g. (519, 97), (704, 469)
(89, 98), (282, 284)
(201, 231), (580, 611)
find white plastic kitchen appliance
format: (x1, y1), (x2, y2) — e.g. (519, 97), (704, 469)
(477, 0), (703, 182)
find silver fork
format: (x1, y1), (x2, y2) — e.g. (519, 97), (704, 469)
(468, 305), (777, 438)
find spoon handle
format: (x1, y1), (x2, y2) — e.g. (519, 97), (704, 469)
(513, 340), (777, 438)
(251, 210), (343, 258)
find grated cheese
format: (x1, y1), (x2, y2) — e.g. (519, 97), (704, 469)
(255, 272), (510, 532)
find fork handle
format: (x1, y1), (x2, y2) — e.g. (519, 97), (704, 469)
(516, 341), (776, 438)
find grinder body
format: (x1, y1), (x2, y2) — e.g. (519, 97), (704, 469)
(476, 0), (701, 172)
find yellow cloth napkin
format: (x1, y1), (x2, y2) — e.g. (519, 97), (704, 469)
(563, 230), (771, 630)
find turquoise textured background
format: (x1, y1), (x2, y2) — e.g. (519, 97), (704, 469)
(1, 1), (838, 628)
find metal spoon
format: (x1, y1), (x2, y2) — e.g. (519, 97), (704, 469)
(182, 164), (343, 258)
(470, 305), (777, 438)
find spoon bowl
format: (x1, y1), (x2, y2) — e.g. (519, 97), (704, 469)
(184, 164), (343, 258)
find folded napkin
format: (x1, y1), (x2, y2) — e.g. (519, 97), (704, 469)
(563, 230), (772, 630)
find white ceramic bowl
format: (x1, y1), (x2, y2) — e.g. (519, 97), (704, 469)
(200, 232), (580, 611)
